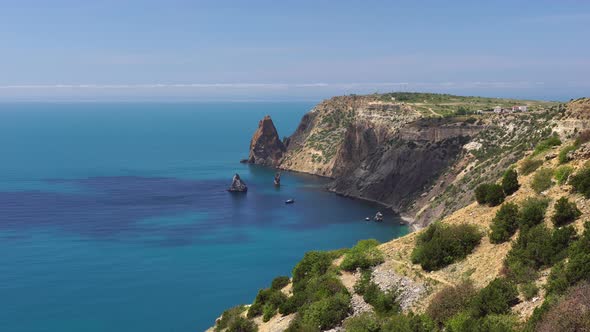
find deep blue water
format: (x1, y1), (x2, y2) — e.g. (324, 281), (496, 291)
(0, 102), (408, 332)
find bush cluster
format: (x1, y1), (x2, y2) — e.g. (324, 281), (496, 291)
(340, 239), (384, 271)
(531, 168), (554, 194)
(520, 282), (539, 301)
(517, 197), (548, 230)
(411, 223), (482, 271)
(426, 281), (476, 324)
(501, 169), (520, 196)
(558, 144), (576, 164)
(247, 286), (288, 321)
(270, 276), (290, 291)
(552, 197), (581, 227)
(344, 312), (436, 332)
(504, 224), (576, 283)
(489, 203), (519, 244)
(282, 251), (351, 331)
(546, 222), (590, 295)
(215, 306), (257, 332)
(520, 158), (543, 176)
(474, 183), (505, 206)
(533, 135), (561, 155)
(569, 166), (590, 198)
(554, 165), (573, 185)
(470, 278), (519, 318)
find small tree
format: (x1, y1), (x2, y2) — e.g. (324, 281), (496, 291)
(471, 278), (518, 318)
(501, 169), (520, 195)
(552, 197), (581, 227)
(489, 203), (519, 244)
(475, 183), (505, 206)
(569, 167), (590, 198)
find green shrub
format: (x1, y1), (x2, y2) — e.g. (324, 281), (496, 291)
(518, 197), (549, 230)
(340, 239), (384, 271)
(520, 158), (543, 176)
(426, 280), (476, 324)
(411, 222), (482, 271)
(504, 224), (575, 283)
(554, 165), (573, 185)
(227, 316), (258, 332)
(362, 282), (400, 316)
(445, 311), (476, 332)
(215, 306), (250, 332)
(271, 276), (290, 290)
(489, 203), (519, 244)
(474, 183), (505, 206)
(569, 166), (590, 198)
(558, 144), (576, 164)
(533, 135), (561, 155)
(501, 169), (520, 195)
(531, 168), (554, 194)
(520, 282), (539, 301)
(247, 288), (288, 319)
(299, 292), (351, 330)
(381, 314), (436, 332)
(343, 312), (381, 332)
(552, 197), (581, 226)
(470, 278), (518, 318)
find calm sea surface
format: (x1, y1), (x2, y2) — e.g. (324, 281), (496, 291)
(0, 102), (408, 331)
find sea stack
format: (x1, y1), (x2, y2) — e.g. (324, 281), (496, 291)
(247, 115), (286, 167)
(228, 173), (248, 192)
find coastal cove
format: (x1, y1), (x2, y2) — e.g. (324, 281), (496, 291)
(0, 102), (409, 332)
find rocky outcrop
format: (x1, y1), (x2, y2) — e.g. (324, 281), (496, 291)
(247, 115), (285, 167)
(227, 174), (247, 192)
(247, 93), (565, 228)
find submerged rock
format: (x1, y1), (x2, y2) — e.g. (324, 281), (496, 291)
(247, 115), (285, 167)
(228, 173), (248, 192)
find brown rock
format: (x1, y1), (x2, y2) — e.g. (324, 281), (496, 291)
(247, 115), (285, 167)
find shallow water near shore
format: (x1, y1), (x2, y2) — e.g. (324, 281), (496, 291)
(0, 102), (408, 332)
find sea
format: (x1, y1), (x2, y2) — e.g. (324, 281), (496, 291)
(0, 102), (409, 332)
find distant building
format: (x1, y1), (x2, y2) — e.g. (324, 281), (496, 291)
(493, 106), (502, 113)
(511, 105), (528, 112)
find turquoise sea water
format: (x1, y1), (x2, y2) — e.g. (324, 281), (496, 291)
(0, 102), (409, 332)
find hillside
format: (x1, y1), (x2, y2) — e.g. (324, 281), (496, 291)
(250, 92), (561, 228)
(211, 97), (590, 332)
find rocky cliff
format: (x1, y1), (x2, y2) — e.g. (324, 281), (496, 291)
(247, 93), (562, 228)
(247, 115), (285, 167)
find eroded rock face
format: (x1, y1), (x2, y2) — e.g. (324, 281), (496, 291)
(228, 173), (247, 192)
(247, 115), (286, 167)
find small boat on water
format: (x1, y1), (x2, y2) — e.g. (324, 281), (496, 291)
(365, 217), (371, 221)
(285, 199), (295, 204)
(374, 211), (384, 222)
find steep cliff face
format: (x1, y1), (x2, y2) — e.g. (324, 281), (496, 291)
(247, 115), (285, 167)
(247, 93), (563, 228)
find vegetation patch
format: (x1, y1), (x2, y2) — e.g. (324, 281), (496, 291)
(340, 239), (385, 271)
(426, 280), (476, 325)
(501, 169), (520, 196)
(215, 305), (257, 332)
(520, 158), (543, 176)
(489, 203), (519, 244)
(552, 197), (581, 227)
(411, 222), (482, 271)
(474, 183), (505, 206)
(533, 134), (561, 155)
(518, 197), (549, 230)
(554, 165), (573, 185)
(569, 166), (590, 198)
(531, 168), (554, 194)
(470, 278), (519, 318)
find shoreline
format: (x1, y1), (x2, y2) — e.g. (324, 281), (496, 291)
(247, 162), (417, 232)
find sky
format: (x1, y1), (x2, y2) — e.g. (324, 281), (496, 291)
(0, 0), (589, 101)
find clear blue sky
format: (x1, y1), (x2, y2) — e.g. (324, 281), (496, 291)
(1, 0), (588, 101)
